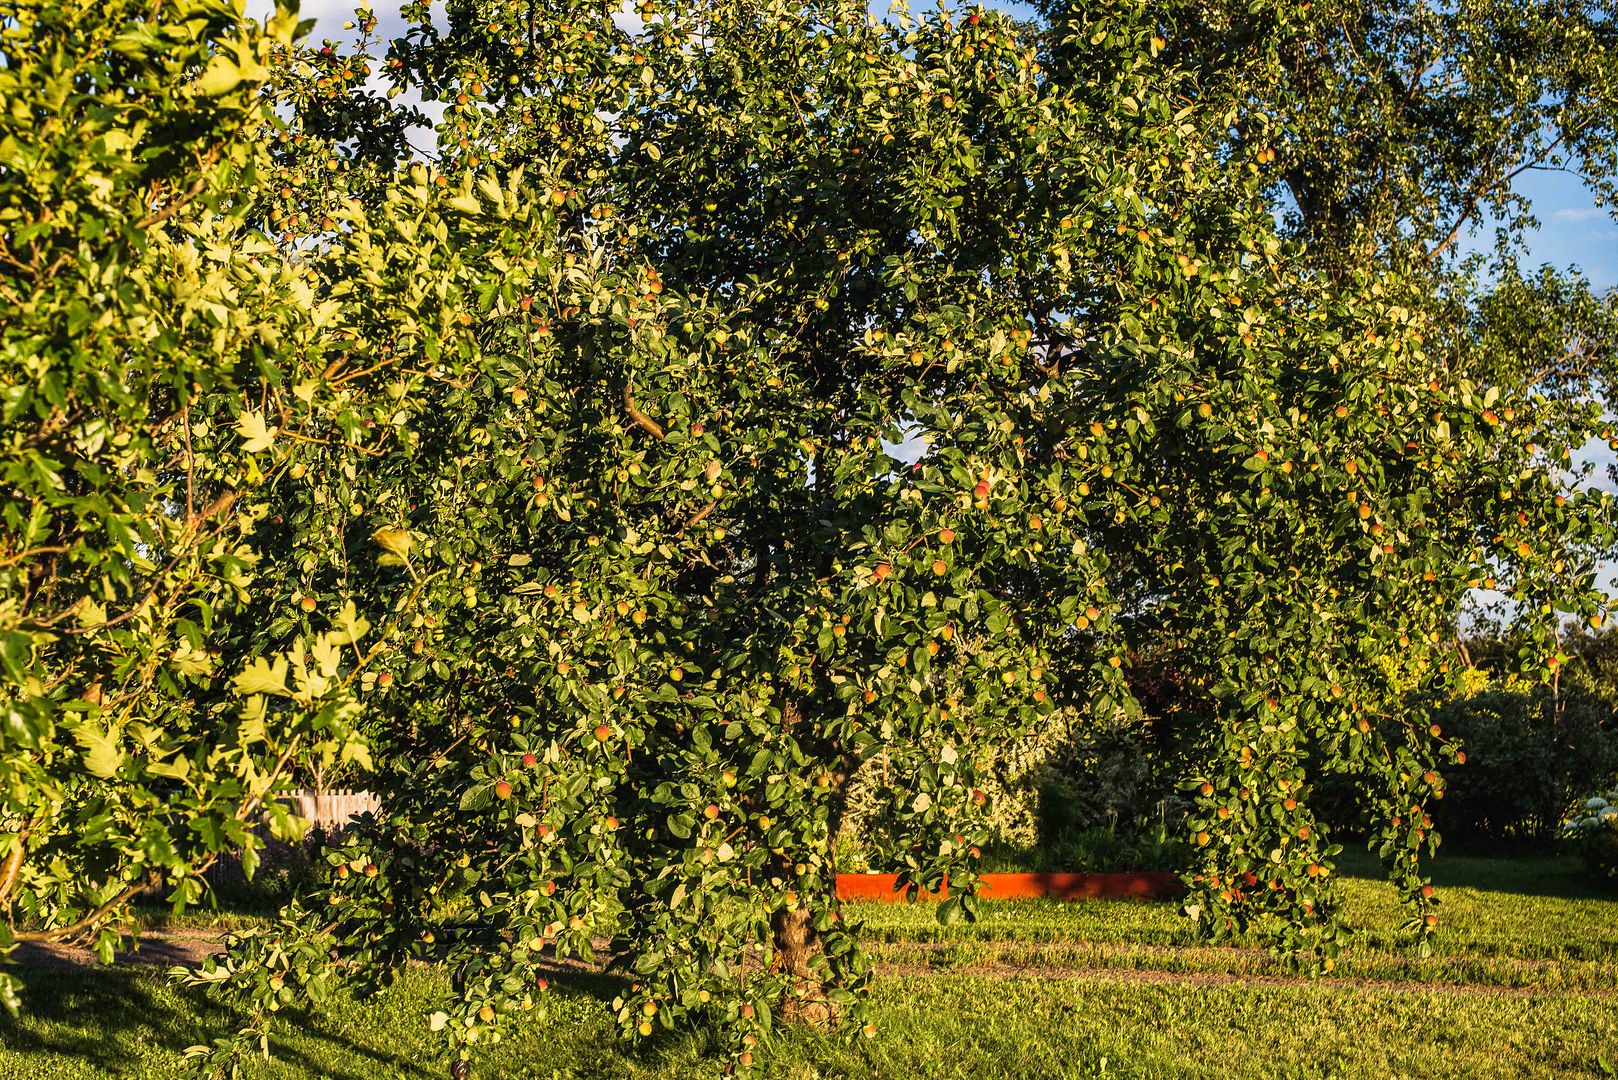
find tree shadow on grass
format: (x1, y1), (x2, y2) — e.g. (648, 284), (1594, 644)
(1, 967), (435, 1080)
(3, 957), (829, 1080)
(1334, 847), (1614, 901)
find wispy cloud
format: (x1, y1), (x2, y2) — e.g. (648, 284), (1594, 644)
(1552, 207), (1612, 223)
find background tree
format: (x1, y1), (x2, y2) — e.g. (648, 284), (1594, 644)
(0, 0), (454, 1014)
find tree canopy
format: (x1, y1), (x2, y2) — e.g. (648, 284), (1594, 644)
(2, 0), (1613, 1074)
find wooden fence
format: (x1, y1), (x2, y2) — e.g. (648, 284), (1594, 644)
(202, 789), (379, 887)
(278, 788), (379, 830)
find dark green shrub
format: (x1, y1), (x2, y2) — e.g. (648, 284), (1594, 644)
(1431, 690), (1618, 847)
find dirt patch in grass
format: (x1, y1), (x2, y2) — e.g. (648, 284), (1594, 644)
(867, 956), (1618, 997)
(22, 929), (1616, 1003)
(12, 930), (224, 970)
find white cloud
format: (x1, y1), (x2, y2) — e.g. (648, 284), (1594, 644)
(1552, 207), (1611, 224)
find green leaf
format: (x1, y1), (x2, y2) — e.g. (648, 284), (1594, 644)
(72, 723), (123, 779)
(235, 411), (278, 454)
(234, 657), (290, 697)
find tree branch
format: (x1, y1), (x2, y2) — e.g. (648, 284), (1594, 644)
(623, 384), (665, 440)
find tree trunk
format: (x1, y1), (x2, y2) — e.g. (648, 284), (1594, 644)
(771, 904), (834, 1026)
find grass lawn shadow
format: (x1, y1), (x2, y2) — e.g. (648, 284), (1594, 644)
(1334, 846), (1610, 900)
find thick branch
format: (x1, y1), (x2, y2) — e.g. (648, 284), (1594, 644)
(623, 384), (665, 440)
(0, 831), (27, 908)
(10, 880), (147, 944)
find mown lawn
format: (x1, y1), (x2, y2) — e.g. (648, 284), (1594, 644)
(4, 852), (1616, 1079)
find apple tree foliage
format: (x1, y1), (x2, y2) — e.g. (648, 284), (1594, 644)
(2, 0), (1611, 1073)
(157, 0), (1618, 1074)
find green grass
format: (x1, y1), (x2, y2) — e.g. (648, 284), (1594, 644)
(3, 851), (1616, 1079)
(850, 850), (1618, 990)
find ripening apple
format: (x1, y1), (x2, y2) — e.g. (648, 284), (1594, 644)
(479, 1006), (495, 1022)
(939, 527), (955, 543)
(740, 1003), (755, 1019)
(299, 596), (317, 613)
(521, 753), (538, 768)
(594, 724), (612, 742)
(873, 563), (891, 580)
(604, 816), (620, 830)
(494, 780), (512, 800)
(973, 480), (990, 497)
(703, 804), (720, 820)
(931, 559), (947, 575)
(721, 769), (737, 787)
(376, 672), (393, 687)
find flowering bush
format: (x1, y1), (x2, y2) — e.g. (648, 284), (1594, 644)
(1565, 790), (1618, 888)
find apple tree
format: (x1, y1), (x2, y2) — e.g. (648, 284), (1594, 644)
(174, 0), (1614, 1075)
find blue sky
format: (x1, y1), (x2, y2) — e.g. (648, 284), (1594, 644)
(1494, 169), (1618, 292)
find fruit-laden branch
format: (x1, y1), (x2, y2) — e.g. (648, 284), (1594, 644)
(623, 383), (665, 440)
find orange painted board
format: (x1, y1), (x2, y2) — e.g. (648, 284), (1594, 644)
(834, 871), (1181, 903)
